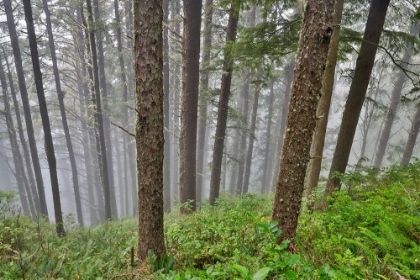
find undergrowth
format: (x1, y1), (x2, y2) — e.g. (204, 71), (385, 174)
(0, 162), (419, 279)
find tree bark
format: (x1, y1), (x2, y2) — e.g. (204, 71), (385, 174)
(42, 0), (84, 226)
(23, 0), (65, 236)
(196, 0), (214, 205)
(209, 2), (240, 205)
(305, 0), (344, 201)
(323, 0), (390, 206)
(271, 0), (334, 247)
(134, 0), (165, 261)
(3, 0), (49, 219)
(179, 0), (202, 214)
(270, 57), (295, 191)
(236, 78), (250, 194)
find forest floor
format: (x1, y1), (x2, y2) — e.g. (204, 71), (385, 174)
(1, 162), (420, 279)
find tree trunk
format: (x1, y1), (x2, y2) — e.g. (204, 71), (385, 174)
(23, 0), (65, 236)
(271, 0), (334, 247)
(305, 0), (344, 201)
(42, 0), (84, 226)
(93, 0), (118, 218)
(270, 57), (295, 191)
(242, 88), (260, 194)
(3, 0), (49, 219)
(134, 0), (165, 261)
(0, 54), (32, 216)
(113, 0), (132, 216)
(196, 0), (214, 205)
(209, 2), (240, 205)
(401, 106), (420, 166)
(373, 45), (414, 168)
(179, 0), (202, 214)
(163, 0), (171, 213)
(261, 79), (275, 192)
(323, 0), (390, 205)
(4, 55), (40, 215)
(86, 0), (113, 220)
(236, 78), (250, 194)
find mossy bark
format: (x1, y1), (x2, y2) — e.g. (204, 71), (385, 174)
(271, 0), (334, 247)
(134, 0), (165, 260)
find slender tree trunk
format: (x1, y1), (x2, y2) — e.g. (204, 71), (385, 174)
(23, 0), (65, 236)
(236, 78), (250, 194)
(209, 2), (240, 205)
(0, 54), (32, 216)
(86, 0), (113, 220)
(163, 0), (171, 213)
(305, 0), (344, 200)
(134, 0), (165, 261)
(4, 55), (40, 214)
(3, 0), (49, 218)
(261, 79), (275, 192)
(373, 46), (414, 168)
(323, 0), (391, 206)
(271, 0), (334, 247)
(243, 88), (260, 194)
(42, 0), (84, 226)
(270, 57), (295, 191)
(401, 106), (420, 166)
(196, 0), (214, 205)
(93, 0), (118, 217)
(179, 0), (202, 214)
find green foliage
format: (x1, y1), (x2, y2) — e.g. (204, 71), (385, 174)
(1, 162), (420, 279)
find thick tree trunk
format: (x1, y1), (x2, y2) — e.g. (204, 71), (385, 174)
(42, 0), (84, 226)
(271, 0), (334, 247)
(23, 0), (65, 236)
(228, 130), (240, 195)
(4, 0), (49, 219)
(242, 88), (260, 194)
(323, 0), (390, 206)
(196, 0), (214, 205)
(179, 0), (202, 214)
(373, 46), (414, 168)
(305, 0), (344, 201)
(261, 79), (275, 192)
(209, 2), (240, 205)
(86, 0), (113, 220)
(401, 106), (420, 166)
(134, 0), (165, 261)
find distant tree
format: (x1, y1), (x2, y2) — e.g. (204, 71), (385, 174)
(179, 0), (202, 214)
(197, 0), (214, 205)
(134, 0), (165, 260)
(23, 0), (65, 236)
(42, 0), (84, 226)
(401, 106), (420, 166)
(323, 0), (391, 206)
(209, 1), (240, 205)
(271, 0), (334, 248)
(3, 0), (49, 219)
(373, 25), (417, 168)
